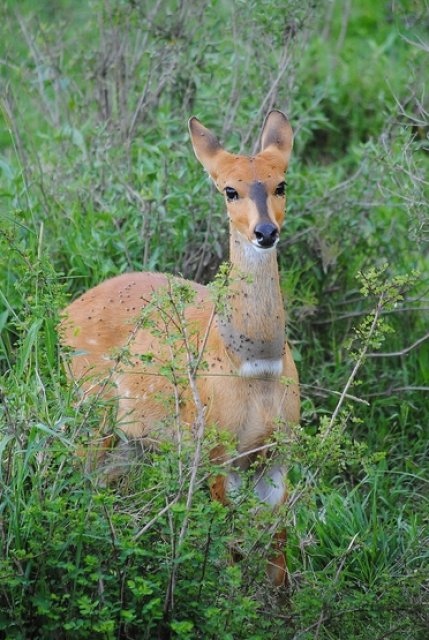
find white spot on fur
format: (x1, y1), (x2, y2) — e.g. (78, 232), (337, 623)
(239, 359), (283, 377)
(87, 338), (98, 345)
(253, 465), (286, 507)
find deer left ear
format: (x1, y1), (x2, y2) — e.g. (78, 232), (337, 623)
(260, 110), (293, 169)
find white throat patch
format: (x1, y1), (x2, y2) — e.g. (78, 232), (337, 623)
(239, 358), (283, 377)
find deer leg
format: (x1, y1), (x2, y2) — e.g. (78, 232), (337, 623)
(252, 464), (288, 587)
(209, 444), (244, 503)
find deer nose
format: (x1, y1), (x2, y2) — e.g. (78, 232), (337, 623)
(254, 223), (279, 248)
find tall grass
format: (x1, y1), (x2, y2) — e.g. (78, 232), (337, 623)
(0, 0), (428, 638)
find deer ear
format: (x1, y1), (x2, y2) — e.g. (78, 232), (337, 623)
(188, 117), (223, 177)
(260, 110), (293, 168)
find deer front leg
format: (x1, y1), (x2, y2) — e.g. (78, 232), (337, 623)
(252, 464), (288, 587)
(209, 448), (288, 586)
(209, 444), (244, 508)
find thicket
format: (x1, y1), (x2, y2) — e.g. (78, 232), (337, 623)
(0, 0), (428, 638)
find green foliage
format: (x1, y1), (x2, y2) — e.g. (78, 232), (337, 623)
(1, 0), (428, 638)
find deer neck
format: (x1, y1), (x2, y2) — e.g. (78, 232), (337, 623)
(217, 226), (286, 377)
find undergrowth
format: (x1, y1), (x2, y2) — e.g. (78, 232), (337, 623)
(1, 0), (428, 638)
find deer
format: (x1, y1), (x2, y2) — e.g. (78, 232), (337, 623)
(60, 110), (300, 586)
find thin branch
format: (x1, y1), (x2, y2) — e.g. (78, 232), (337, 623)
(311, 305), (429, 325)
(133, 493), (182, 540)
(16, 12), (59, 127)
(161, 280), (209, 618)
(366, 385), (429, 398)
(324, 297), (384, 439)
(241, 37), (292, 153)
(401, 33), (429, 53)
(367, 331), (429, 358)
(192, 304), (216, 377)
(301, 383), (369, 405)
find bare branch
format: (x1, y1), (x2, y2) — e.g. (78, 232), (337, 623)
(324, 297), (384, 439)
(301, 383), (370, 405)
(366, 385), (429, 398)
(367, 331), (429, 358)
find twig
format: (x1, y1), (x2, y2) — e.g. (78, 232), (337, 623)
(401, 33), (429, 53)
(16, 12), (59, 127)
(311, 306), (429, 325)
(120, 180), (153, 267)
(1, 91), (33, 213)
(375, 623), (410, 640)
(334, 532), (359, 582)
(366, 385), (429, 398)
(197, 514), (215, 601)
(324, 296), (384, 439)
(367, 331), (429, 358)
(301, 383), (369, 405)
(335, 0), (351, 53)
(133, 492), (182, 540)
(242, 38), (292, 153)
(161, 280), (209, 619)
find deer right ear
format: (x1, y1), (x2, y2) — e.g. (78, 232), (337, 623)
(188, 117), (223, 178)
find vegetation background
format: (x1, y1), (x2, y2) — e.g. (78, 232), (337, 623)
(0, 0), (428, 638)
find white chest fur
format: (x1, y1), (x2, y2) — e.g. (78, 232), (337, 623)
(239, 358), (284, 377)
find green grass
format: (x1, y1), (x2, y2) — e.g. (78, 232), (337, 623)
(1, 0), (428, 638)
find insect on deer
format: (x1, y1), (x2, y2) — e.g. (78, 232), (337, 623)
(61, 110), (300, 586)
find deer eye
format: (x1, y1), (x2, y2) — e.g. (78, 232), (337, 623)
(275, 181), (286, 197)
(225, 186), (239, 201)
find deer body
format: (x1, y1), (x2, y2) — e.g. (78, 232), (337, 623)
(61, 111), (300, 585)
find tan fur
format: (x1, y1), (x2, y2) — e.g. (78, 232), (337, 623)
(60, 111), (300, 585)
